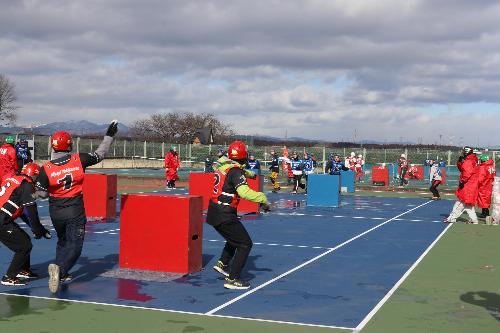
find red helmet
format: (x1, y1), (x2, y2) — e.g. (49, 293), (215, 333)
(227, 141), (248, 160)
(51, 131), (72, 151)
(21, 162), (41, 178)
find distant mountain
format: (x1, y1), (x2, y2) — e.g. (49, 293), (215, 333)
(0, 120), (130, 136)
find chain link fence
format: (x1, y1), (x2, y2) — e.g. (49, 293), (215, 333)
(2, 133), (498, 170)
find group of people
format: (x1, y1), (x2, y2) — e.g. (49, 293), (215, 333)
(0, 121), (118, 291)
(445, 146), (497, 224)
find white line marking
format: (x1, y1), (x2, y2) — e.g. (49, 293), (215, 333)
(204, 238), (331, 250)
(205, 200), (433, 315)
(0, 292), (354, 331)
(354, 222), (453, 332)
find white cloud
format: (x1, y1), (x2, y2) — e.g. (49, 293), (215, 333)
(0, 0), (500, 145)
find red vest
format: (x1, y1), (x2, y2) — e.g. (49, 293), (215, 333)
(211, 165), (241, 209)
(0, 175), (31, 220)
(43, 154), (84, 198)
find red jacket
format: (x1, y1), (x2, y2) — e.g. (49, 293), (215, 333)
(456, 154), (479, 205)
(164, 151), (180, 181)
(477, 159), (496, 208)
(0, 143), (19, 181)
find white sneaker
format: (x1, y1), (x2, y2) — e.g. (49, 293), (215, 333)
(48, 264), (60, 293)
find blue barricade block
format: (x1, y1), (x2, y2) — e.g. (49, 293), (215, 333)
(306, 174), (340, 207)
(340, 170), (355, 193)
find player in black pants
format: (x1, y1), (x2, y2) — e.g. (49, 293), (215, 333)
(35, 121), (118, 293)
(206, 141), (270, 290)
(0, 163), (51, 286)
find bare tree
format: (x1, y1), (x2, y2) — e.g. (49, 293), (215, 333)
(0, 74), (18, 125)
(131, 111), (234, 143)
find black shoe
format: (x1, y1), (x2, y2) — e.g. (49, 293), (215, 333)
(60, 274), (73, 283)
(1, 276), (27, 286)
(16, 269), (39, 279)
(213, 260), (230, 277)
(224, 277), (250, 290)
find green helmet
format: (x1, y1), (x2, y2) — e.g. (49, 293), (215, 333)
(5, 135), (14, 144)
(479, 154), (490, 162)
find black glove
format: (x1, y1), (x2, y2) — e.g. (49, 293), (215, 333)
(106, 120), (119, 137)
(34, 226), (51, 239)
(260, 203), (271, 212)
(458, 156), (464, 163)
(458, 181), (465, 189)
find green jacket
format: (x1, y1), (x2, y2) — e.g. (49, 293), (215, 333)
(215, 156), (268, 204)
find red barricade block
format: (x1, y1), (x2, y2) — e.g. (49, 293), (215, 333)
(83, 173), (117, 219)
(238, 176), (264, 213)
(372, 166), (389, 186)
(188, 172), (263, 213)
(119, 194), (203, 274)
(188, 173), (214, 210)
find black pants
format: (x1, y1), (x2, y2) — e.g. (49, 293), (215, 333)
(430, 180), (441, 197)
(293, 174), (305, 192)
(0, 222), (32, 278)
(52, 214), (87, 277)
(213, 218), (253, 280)
(399, 168), (408, 185)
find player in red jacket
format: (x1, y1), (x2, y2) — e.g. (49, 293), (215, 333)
(164, 147), (180, 189)
(0, 135), (19, 181)
(477, 154), (496, 218)
(445, 147), (479, 224)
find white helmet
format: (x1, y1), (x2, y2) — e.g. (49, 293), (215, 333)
(401, 154), (406, 158)
(350, 152), (356, 157)
(358, 154), (362, 158)
(410, 164), (415, 167)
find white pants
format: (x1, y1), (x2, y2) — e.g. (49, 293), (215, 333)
(447, 200), (478, 223)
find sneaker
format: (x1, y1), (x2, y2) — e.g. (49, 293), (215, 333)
(1, 276), (27, 286)
(48, 263), (60, 293)
(443, 218), (455, 224)
(60, 274), (73, 283)
(223, 277), (250, 290)
(213, 260), (230, 277)
(291, 190), (297, 194)
(16, 270), (39, 279)
(431, 197), (441, 200)
(466, 219), (479, 225)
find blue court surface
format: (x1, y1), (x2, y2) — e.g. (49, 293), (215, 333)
(0, 191), (453, 330)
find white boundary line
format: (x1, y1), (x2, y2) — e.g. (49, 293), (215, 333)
(205, 200), (433, 316)
(353, 222), (454, 332)
(0, 292), (354, 331)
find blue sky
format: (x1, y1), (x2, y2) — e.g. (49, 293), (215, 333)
(1, 0), (500, 146)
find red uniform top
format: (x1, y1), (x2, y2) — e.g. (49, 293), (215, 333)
(347, 157), (357, 171)
(43, 153), (84, 198)
(164, 151), (180, 169)
(0, 175), (31, 220)
(0, 143), (19, 181)
(456, 154), (479, 205)
(477, 159), (496, 209)
(211, 165), (241, 209)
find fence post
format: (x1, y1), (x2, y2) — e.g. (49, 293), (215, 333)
(322, 146), (326, 172)
(76, 137), (80, 153)
(363, 148), (366, 161)
(143, 141), (147, 158)
(188, 144), (192, 164)
(161, 142), (165, 157)
(113, 140), (116, 156)
(123, 140), (126, 157)
(447, 150), (451, 166)
(90, 139), (93, 152)
(47, 136), (52, 160)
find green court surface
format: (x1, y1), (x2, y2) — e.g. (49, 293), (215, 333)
(362, 223), (500, 333)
